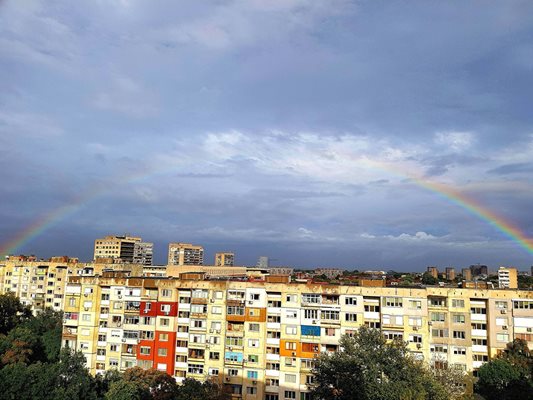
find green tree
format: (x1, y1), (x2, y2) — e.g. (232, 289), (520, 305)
(0, 326), (38, 365)
(475, 339), (533, 399)
(0, 293), (31, 335)
(421, 272), (438, 285)
(176, 378), (229, 400)
(105, 380), (144, 400)
(310, 327), (454, 400)
(122, 367), (179, 400)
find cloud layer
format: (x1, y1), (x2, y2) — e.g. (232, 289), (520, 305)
(1, 1), (532, 270)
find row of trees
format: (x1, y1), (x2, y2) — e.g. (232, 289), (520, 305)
(1, 292), (532, 399)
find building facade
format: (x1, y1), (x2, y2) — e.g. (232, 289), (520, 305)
(498, 267), (518, 289)
(216, 252), (235, 267)
(133, 242), (154, 266)
(168, 243), (204, 266)
(61, 274), (533, 400)
(94, 235), (147, 264)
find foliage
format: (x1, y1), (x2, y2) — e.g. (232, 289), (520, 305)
(475, 339), (533, 399)
(421, 272), (438, 285)
(310, 327), (455, 400)
(0, 293), (32, 335)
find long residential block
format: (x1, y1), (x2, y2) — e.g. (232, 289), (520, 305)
(61, 273), (533, 400)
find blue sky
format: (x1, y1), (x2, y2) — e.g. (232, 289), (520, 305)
(1, 0), (532, 270)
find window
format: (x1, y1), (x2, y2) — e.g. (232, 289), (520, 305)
(140, 347), (151, 355)
(497, 333), (509, 342)
(285, 374), (296, 383)
(246, 387), (257, 395)
(321, 310), (339, 320)
(384, 297), (403, 307)
(249, 323), (260, 332)
(471, 323), (487, 330)
(345, 313), (357, 322)
(472, 338), (487, 346)
(188, 364), (204, 374)
(345, 297), (357, 305)
(495, 301), (508, 309)
(209, 368), (219, 376)
(250, 293), (260, 301)
(285, 310), (298, 319)
(285, 342), (297, 350)
(228, 368), (239, 376)
(431, 312), (446, 322)
(285, 326), (297, 335)
(431, 329), (448, 338)
(304, 309), (318, 319)
(284, 391), (296, 399)
(430, 345), (447, 353)
(159, 333), (169, 341)
(453, 347), (466, 355)
(209, 351), (220, 360)
(160, 318), (169, 327)
(451, 299), (465, 308)
(248, 339), (260, 348)
(408, 316), (422, 327)
(364, 305), (380, 312)
(211, 306), (222, 314)
(324, 328), (337, 336)
(513, 300), (533, 309)
(409, 300), (422, 309)
(247, 370), (259, 379)
(409, 334), (422, 343)
(227, 306), (245, 316)
(302, 294), (321, 304)
(470, 307), (486, 314)
(286, 294), (297, 302)
(158, 348), (167, 357)
(82, 314), (91, 322)
(452, 314), (465, 324)
(453, 331), (466, 339)
(248, 354), (258, 363)
(161, 289), (171, 297)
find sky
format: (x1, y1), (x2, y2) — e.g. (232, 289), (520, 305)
(1, 0), (533, 270)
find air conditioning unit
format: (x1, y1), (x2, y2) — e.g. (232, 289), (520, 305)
(84, 307), (89, 311)
(209, 329), (214, 333)
(291, 352), (296, 356)
(502, 326), (508, 330)
(117, 322), (122, 327)
(118, 295), (122, 299)
(210, 299), (215, 303)
(413, 326), (419, 331)
(428, 322), (433, 326)
(500, 310), (507, 314)
(144, 309), (149, 313)
(225, 377), (230, 381)
(252, 380), (257, 385)
(248, 301), (254, 305)
(121, 338), (126, 342)
(84, 293), (88, 297)
(312, 320), (317, 324)
(527, 328), (532, 333)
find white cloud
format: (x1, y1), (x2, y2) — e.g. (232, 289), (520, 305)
(0, 111), (63, 137)
(434, 131), (475, 152)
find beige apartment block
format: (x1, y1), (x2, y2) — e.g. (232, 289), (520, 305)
(94, 235), (149, 264)
(498, 267), (518, 289)
(61, 274), (533, 400)
(215, 252), (235, 267)
(168, 243), (204, 266)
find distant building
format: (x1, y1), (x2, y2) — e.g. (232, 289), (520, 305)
(94, 235), (148, 263)
(427, 266), (439, 279)
(462, 268), (472, 281)
(470, 264), (488, 277)
(498, 266), (518, 289)
(315, 268), (344, 279)
(133, 242), (153, 266)
(168, 243), (203, 266)
(269, 267), (294, 275)
(445, 267), (456, 281)
(215, 252), (234, 267)
(257, 256), (269, 268)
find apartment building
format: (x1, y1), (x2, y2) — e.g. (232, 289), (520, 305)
(168, 243), (204, 266)
(498, 267), (518, 289)
(0, 259), (145, 313)
(215, 252), (235, 267)
(62, 274), (533, 400)
(94, 235), (152, 264)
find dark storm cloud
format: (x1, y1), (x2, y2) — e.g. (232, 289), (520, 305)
(1, 0), (532, 269)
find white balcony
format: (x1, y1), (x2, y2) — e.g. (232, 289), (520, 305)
(472, 345), (488, 353)
(471, 329), (487, 338)
(364, 311), (380, 320)
(177, 318), (190, 324)
(175, 361), (188, 369)
(176, 346), (188, 354)
(266, 338), (280, 345)
(266, 353), (280, 361)
(471, 314), (487, 322)
(473, 361), (485, 369)
(265, 369), (280, 377)
(267, 322), (281, 330)
(176, 332), (189, 339)
(267, 307), (281, 314)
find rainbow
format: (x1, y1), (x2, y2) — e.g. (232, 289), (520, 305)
(1, 158), (532, 257)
